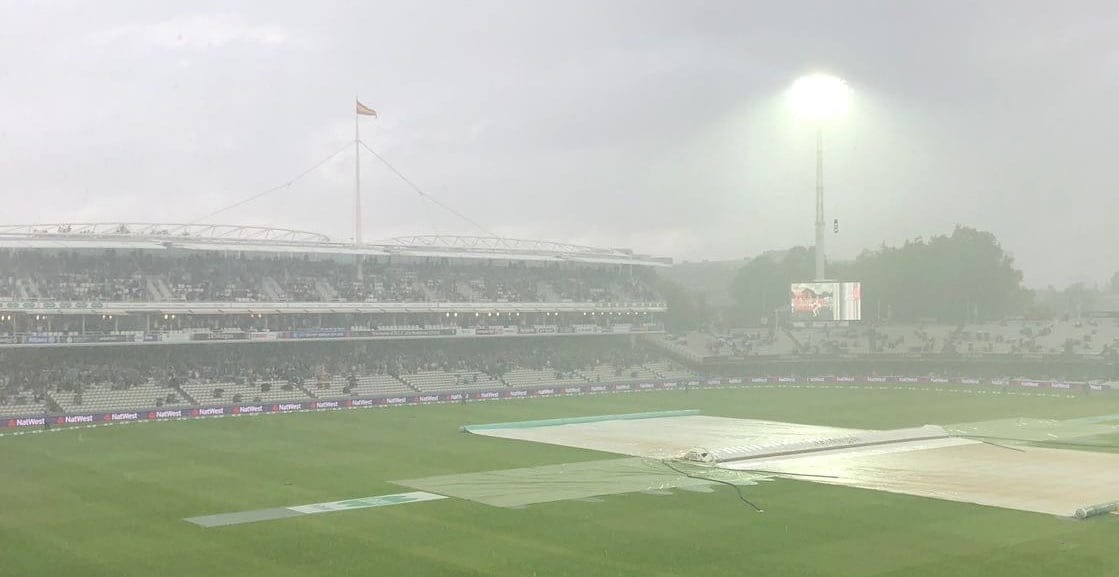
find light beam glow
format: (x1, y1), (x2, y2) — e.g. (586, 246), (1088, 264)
(787, 74), (852, 121)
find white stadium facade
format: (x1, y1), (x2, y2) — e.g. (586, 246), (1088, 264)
(0, 222), (669, 339)
(0, 223), (690, 424)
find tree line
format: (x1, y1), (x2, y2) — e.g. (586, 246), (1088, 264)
(663, 226), (1054, 329)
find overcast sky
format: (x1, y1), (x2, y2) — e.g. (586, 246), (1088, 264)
(2, 1), (1118, 288)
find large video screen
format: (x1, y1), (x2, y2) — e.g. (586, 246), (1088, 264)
(790, 281), (861, 321)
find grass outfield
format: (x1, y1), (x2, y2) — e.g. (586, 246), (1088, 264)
(4, 386), (1119, 577)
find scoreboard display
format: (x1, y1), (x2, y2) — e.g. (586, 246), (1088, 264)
(790, 282), (861, 321)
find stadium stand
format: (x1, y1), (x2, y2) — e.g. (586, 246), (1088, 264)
(399, 370), (505, 393)
(643, 361), (698, 380)
(649, 330), (797, 359)
(650, 320), (1119, 361)
(5, 224), (1117, 424)
(309, 374), (417, 399)
(0, 228), (669, 358)
(954, 320), (1119, 356)
(0, 399), (47, 417)
(0, 336), (682, 415)
(500, 368), (588, 388)
(51, 383), (192, 414)
(0, 250), (660, 305)
(578, 363), (661, 383)
(178, 380), (314, 405)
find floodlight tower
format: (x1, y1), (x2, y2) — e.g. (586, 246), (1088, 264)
(787, 74), (851, 280)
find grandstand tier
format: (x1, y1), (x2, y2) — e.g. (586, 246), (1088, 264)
(399, 370), (504, 393)
(0, 228), (670, 347)
(0, 226), (667, 306)
(500, 368), (588, 388)
(655, 319), (1119, 360)
(0, 336), (685, 417)
(310, 374), (416, 399)
(51, 383), (193, 414)
(4, 224), (1117, 426)
(178, 380), (313, 405)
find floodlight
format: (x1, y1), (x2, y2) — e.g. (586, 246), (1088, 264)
(787, 74), (851, 121)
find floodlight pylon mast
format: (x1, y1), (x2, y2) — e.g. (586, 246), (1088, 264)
(815, 126), (825, 281)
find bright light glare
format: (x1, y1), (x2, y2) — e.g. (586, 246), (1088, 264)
(787, 74), (851, 121)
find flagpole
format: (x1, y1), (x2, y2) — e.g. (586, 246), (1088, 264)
(354, 99), (364, 282)
(354, 99), (362, 246)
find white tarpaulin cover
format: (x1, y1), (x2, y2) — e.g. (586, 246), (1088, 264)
(467, 413), (1119, 517)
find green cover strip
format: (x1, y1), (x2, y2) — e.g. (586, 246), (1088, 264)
(461, 409), (700, 432)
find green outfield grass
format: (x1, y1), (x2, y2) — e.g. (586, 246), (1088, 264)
(4, 386), (1119, 577)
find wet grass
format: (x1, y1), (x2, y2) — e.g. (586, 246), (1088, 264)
(3, 385), (1119, 577)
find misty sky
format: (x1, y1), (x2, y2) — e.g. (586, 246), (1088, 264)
(2, 1), (1118, 288)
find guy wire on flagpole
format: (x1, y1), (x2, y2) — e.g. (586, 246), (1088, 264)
(174, 141), (353, 230)
(175, 101), (493, 241)
(357, 140), (497, 237)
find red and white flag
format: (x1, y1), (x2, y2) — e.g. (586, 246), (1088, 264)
(356, 100), (378, 117)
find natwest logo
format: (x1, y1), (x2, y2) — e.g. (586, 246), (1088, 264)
(508, 390), (528, 397)
(10, 417), (45, 427)
(234, 405), (265, 414)
(383, 397), (408, 405)
(562, 387), (583, 394)
(418, 395), (440, 403)
(57, 415), (94, 424)
(276, 403), (305, 411)
(349, 399), (375, 407)
(476, 391), (501, 399)
(193, 407), (225, 417)
(312, 401), (337, 409)
(149, 410), (183, 419)
(106, 412), (139, 421)
(535, 388), (555, 396)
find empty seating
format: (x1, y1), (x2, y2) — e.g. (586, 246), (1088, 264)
(643, 361), (697, 380)
(179, 381), (312, 405)
(51, 383), (191, 413)
(399, 370), (504, 393)
(311, 374), (415, 399)
(0, 400), (46, 417)
(500, 368), (587, 388)
(578, 363), (659, 383)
